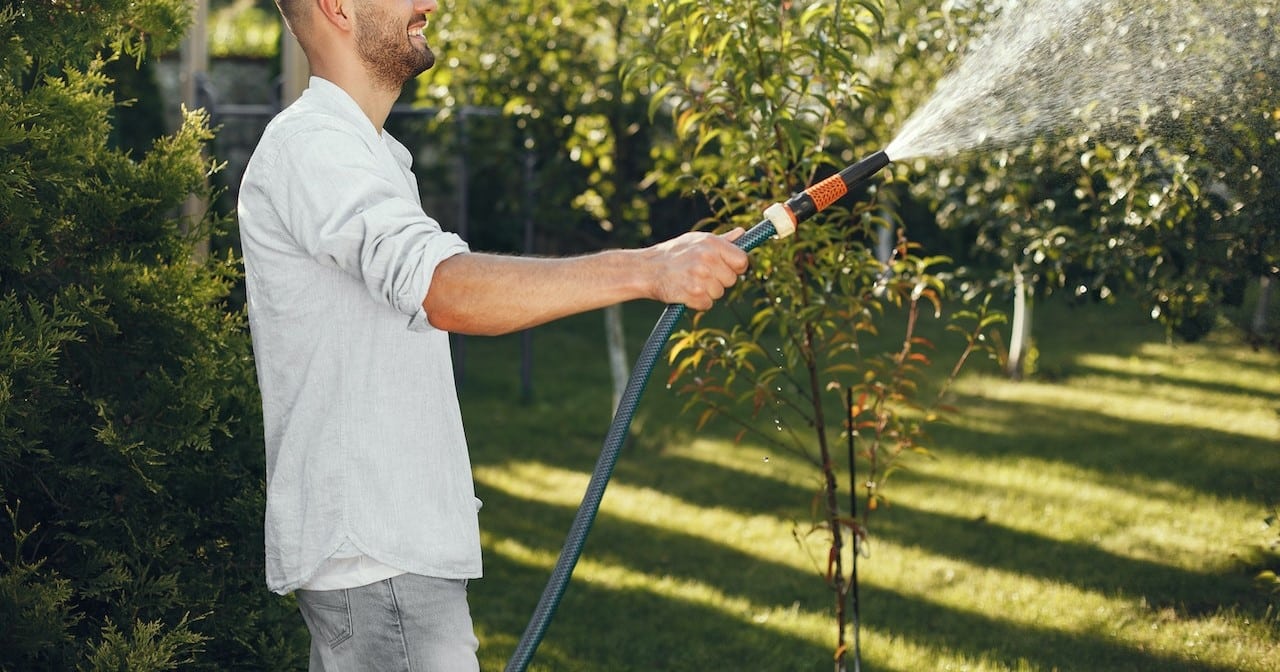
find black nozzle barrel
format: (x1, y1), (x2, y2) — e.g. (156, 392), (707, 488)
(784, 150), (891, 225)
(837, 150), (891, 191)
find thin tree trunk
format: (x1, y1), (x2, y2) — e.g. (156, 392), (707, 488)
(1252, 274), (1274, 336)
(875, 220), (893, 265)
(1006, 264), (1033, 381)
(846, 388), (861, 672)
(604, 304), (629, 412)
(803, 322), (847, 671)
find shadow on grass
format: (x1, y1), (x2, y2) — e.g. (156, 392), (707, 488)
(473, 554), (832, 671)
(873, 500), (1266, 614)
(475, 479), (1250, 672)
(1065, 359), (1280, 407)
(933, 391), (1279, 505)
(472, 484), (832, 671)
(614, 447), (1269, 612)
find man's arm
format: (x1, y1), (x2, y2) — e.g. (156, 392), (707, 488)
(423, 229), (749, 336)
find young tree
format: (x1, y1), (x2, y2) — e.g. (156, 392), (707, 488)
(629, 1), (998, 668)
(0, 2), (303, 668)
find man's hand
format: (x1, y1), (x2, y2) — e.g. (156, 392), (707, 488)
(644, 228), (750, 311)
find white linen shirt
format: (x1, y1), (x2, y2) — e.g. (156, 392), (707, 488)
(237, 77), (479, 595)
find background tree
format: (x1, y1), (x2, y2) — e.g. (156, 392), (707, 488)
(416, 0), (664, 405)
(0, 2), (303, 668)
(888, 0), (1280, 378)
(917, 109), (1279, 367)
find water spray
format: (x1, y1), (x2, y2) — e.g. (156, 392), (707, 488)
(503, 149), (893, 672)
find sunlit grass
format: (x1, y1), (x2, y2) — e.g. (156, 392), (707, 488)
(957, 364), (1278, 440)
(480, 531), (834, 647)
(460, 300), (1280, 671)
(475, 461), (799, 561)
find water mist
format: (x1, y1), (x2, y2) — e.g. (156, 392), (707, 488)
(885, 0), (1277, 162)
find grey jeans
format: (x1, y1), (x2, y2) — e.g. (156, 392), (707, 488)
(296, 574), (480, 672)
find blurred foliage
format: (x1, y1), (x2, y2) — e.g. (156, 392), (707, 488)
(417, 0), (1277, 347)
(415, 0), (658, 253)
(209, 0), (281, 59)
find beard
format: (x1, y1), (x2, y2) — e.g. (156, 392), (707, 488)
(353, 0), (435, 91)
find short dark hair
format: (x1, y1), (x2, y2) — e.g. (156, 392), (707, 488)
(274, 0), (311, 34)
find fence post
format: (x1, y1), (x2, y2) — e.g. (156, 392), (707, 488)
(281, 28), (309, 105)
(180, 0), (210, 260)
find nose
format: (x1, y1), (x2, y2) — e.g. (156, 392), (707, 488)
(417, 0), (437, 14)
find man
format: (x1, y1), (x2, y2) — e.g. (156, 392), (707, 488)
(236, 0), (749, 669)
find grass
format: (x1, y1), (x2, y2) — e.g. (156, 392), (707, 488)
(456, 295), (1280, 671)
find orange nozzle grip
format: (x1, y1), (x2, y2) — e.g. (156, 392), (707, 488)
(805, 174), (849, 212)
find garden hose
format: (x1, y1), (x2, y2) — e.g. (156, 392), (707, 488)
(504, 150), (891, 672)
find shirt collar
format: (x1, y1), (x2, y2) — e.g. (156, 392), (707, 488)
(303, 76), (412, 170)
(306, 76), (382, 138)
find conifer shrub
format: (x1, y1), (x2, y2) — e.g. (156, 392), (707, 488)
(0, 2), (303, 668)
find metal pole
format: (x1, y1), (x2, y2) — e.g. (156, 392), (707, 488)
(520, 134), (535, 402)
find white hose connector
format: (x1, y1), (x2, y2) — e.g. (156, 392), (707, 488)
(763, 202), (796, 239)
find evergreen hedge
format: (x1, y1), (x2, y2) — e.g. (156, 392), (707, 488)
(0, 2), (301, 668)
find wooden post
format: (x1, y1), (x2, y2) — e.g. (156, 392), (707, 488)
(281, 29), (310, 105)
(179, 0), (208, 111)
(180, 0), (210, 260)
(1253, 274), (1274, 336)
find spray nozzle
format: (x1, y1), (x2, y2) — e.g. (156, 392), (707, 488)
(764, 150), (892, 238)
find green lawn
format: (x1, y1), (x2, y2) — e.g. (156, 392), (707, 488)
(457, 296), (1279, 671)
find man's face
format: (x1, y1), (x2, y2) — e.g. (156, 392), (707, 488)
(353, 0), (436, 90)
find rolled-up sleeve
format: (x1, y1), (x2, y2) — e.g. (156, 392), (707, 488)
(272, 124), (468, 331)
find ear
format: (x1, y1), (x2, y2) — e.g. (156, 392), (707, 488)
(315, 0), (354, 33)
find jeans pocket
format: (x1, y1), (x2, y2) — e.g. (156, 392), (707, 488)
(297, 588), (354, 648)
